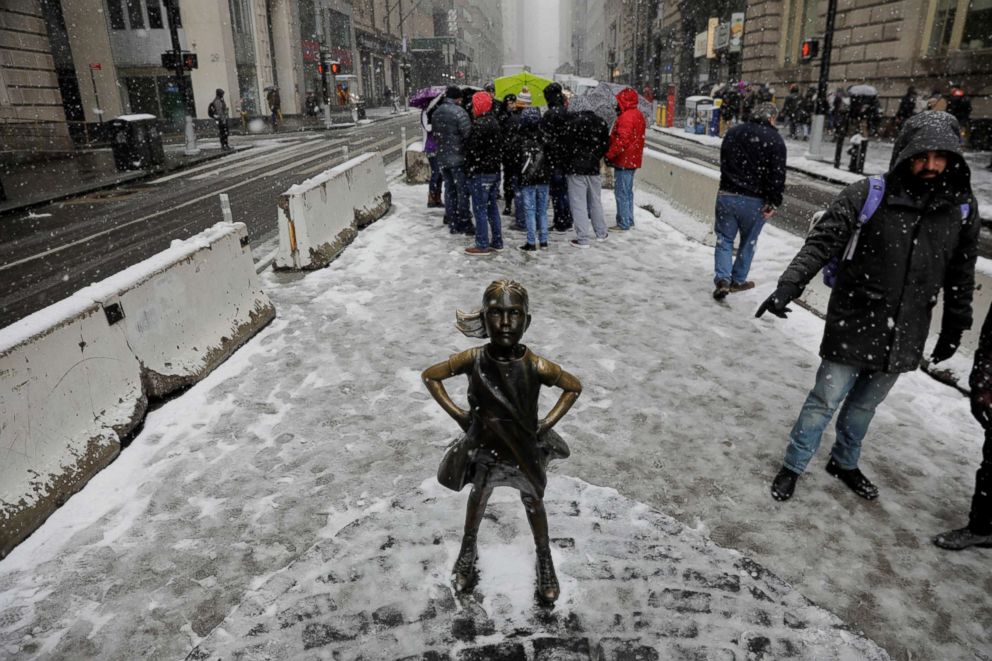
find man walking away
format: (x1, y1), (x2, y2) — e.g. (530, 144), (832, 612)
(605, 87), (646, 231)
(894, 86), (918, 133)
(782, 85), (799, 139)
(757, 111), (979, 503)
(464, 91), (503, 256)
(935, 300), (992, 551)
(540, 82), (573, 233)
(266, 87), (281, 131)
(565, 109), (610, 248)
(432, 86), (474, 235)
(712, 102), (786, 299)
(208, 89), (231, 151)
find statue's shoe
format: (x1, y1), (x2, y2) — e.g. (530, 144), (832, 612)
(933, 527), (992, 551)
(535, 547), (560, 605)
(451, 540), (477, 593)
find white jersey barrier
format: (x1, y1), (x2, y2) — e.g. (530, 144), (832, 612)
(276, 152), (392, 270)
(635, 148), (719, 246)
(405, 141), (430, 185)
(0, 221), (274, 558)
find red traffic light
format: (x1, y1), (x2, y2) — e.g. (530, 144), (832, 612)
(800, 39), (819, 62)
(330, 62), (340, 75)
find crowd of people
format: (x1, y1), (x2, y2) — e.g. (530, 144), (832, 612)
(420, 82), (646, 255)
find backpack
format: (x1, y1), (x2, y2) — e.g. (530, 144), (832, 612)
(810, 175), (972, 287)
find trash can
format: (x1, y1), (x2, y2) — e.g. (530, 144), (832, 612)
(109, 114), (165, 171)
(684, 95), (713, 133)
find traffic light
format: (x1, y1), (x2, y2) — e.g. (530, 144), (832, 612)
(800, 39), (819, 62)
(161, 50), (197, 70)
(330, 61), (340, 75)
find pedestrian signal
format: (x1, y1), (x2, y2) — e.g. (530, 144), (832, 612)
(330, 62), (340, 75)
(800, 39), (819, 62)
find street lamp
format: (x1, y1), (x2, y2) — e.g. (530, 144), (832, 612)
(807, 0), (838, 161)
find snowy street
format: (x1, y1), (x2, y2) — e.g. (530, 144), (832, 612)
(1, 173), (990, 660)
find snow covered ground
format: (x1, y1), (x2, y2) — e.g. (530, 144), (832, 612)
(1, 173), (990, 660)
(653, 125), (992, 214)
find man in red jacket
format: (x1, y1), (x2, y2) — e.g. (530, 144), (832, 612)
(605, 88), (646, 230)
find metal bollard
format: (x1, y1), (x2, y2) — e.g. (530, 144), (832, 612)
(401, 126), (407, 174)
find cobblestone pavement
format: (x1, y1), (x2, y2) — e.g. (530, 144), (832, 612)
(189, 478), (888, 661)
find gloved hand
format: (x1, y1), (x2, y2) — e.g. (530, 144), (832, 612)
(930, 331), (963, 364)
(971, 389), (992, 429)
(755, 283), (801, 319)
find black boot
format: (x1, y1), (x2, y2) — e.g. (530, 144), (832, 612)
(535, 546), (559, 605)
(825, 457), (878, 500)
(771, 466), (800, 501)
(451, 536), (477, 593)
(933, 527), (992, 550)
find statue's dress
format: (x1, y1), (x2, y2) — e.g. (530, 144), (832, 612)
(437, 345), (570, 499)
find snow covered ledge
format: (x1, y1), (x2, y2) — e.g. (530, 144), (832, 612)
(0, 221), (275, 558)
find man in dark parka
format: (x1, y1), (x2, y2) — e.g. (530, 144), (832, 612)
(757, 111), (980, 502)
(934, 304), (992, 550)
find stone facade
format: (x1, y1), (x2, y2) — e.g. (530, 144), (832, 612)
(742, 0), (992, 120)
(0, 0), (72, 157)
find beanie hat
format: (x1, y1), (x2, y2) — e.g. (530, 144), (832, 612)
(445, 85), (462, 99)
(753, 102), (779, 122)
(472, 91), (493, 117)
(517, 87), (532, 107)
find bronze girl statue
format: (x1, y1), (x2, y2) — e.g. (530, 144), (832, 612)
(422, 280), (582, 605)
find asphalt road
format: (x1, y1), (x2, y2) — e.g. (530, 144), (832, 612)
(0, 114), (419, 329)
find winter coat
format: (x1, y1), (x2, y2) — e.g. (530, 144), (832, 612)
(539, 83), (570, 170)
(512, 108), (551, 186)
(947, 95), (972, 124)
(778, 111), (980, 373)
(781, 92), (799, 122)
(971, 303), (992, 393)
(421, 108), (438, 154)
(465, 99), (502, 177)
(718, 119), (787, 207)
(605, 88), (646, 169)
(431, 98), (473, 168)
(501, 109), (523, 168)
(563, 110), (610, 176)
(896, 91), (917, 122)
(208, 96), (228, 124)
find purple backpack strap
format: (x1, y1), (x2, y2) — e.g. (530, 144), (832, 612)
(961, 203), (971, 220)
(859, 175), (886, 225)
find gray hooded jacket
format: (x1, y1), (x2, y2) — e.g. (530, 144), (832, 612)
(430, 98), (472, 168)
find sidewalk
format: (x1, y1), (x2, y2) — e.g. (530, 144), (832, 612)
(652, 125), (992, 213)
(0, 176), (988, 659)
(0, 144), (230, 217)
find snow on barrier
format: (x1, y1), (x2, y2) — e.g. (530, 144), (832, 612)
(0, 221), (275, 558)
(635, 148), (719, 245)
(276, 152), (392, 270)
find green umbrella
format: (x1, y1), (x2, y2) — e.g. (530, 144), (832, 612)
(494, 73), (554, 107)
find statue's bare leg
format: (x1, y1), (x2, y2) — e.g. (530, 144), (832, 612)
(452, 484), (493, 592)
(522, 494), (559, 604)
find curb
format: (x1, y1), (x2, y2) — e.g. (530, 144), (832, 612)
(0, 148), (237, 218)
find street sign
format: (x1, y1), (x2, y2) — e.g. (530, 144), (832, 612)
(161, 51), (198, 70)
(729, 13), (745, 53)
(89, 63), (102, 70)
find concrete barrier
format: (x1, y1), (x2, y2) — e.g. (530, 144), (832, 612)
(636, 148), (719, 245)
(276, 152), (392, 270)
(405, 141), (430, 185)
(0, 221), (274, 558)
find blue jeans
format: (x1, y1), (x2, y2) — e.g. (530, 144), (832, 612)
(470, 173), (502, 249)
(441, 165), (471, 233)
(428, 154), (442, 198)
(613, 168), (635, 229)
(783, 359), (900, 474)
(550, 169), (573, 229)
(519, 185), (549, 245)
(713, 193), (766, 285)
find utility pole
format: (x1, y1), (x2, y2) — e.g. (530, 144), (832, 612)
(807, 0), (837, 161)
(163, 0), (198, 155)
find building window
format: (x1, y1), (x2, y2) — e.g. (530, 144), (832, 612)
(126, 0), (145, 29)
(783, 0), (819, 65)
(107, 0), (126, 29)
(147, 0), (163, 28)
(925, 0), (992, 55)
(326, 9), (351, 49)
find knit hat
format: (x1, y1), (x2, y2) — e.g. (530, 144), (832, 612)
(752, 102), (779, 122)
(472, 91), (493, 118)
(445, 85), (462, 99)
(516, 86), (532, 108)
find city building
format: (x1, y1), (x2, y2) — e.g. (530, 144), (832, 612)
(570, 0), (607, 80)
(1, 0), (73, 157)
